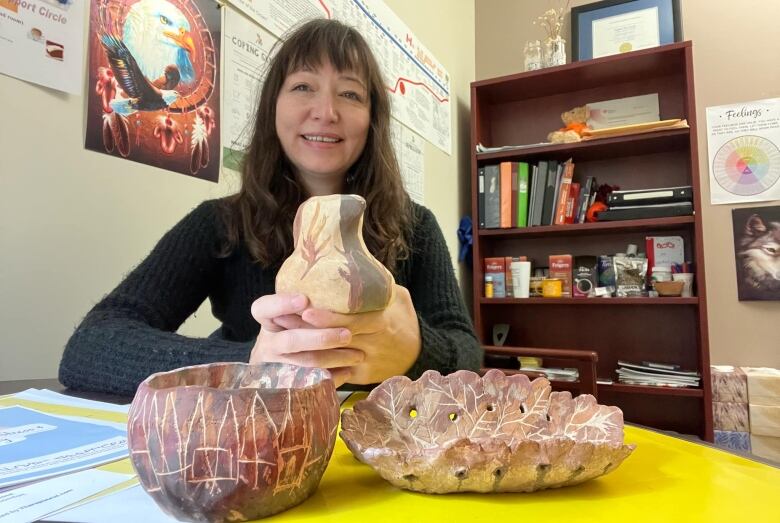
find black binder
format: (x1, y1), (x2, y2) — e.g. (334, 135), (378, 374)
(597, 202), (693, 221)
(608, 186), (693, 207)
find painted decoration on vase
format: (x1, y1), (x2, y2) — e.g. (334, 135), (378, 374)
(732, 205), (780, 301)
(84, 0), (220, 182)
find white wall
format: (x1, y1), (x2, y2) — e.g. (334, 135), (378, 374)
(0, 0), (475, 380)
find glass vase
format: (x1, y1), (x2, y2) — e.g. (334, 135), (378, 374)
(544, 36), (566, 67)
(524, 40), (543, 71)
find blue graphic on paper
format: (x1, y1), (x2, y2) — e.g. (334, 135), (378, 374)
(0, 406), (127, 487)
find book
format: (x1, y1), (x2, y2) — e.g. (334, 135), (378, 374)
(500, 162), (513, 228)
(549, 162), (564, 225)
(608, 186), (693, 207)
(576, 176), (595, 224)
(484, 164), (500, 228)
(528, 164), (539, 227)
(478, 167), (486, 228)
(540, 160), (558, 226)
(516, 162), (530, 227)
(565, 182), (580, 224)
(553, 160), (574, 225)
(510, 163), (518, 228)
(531, 161), (548, 226)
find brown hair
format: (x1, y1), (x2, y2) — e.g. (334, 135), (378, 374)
(220, 18), (412, 272)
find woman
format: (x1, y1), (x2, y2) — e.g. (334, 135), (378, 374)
(59, 18), (482, 396)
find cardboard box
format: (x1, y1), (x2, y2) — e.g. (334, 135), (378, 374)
(548, 254), (573, 298)
(742, 367), (780, 406)
(711, 365), (748, 403)
(713, 401), (749, 432)
(750, 434), (780, 463)
(714, 430), (751, 453)
(748, 404), (780, 437)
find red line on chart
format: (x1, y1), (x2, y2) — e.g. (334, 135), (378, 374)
(388, 77), (449, 104)
(318, 0), (331, 19)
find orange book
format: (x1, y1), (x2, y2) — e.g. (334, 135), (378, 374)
(554, 160), (575, 225)
(500, 162), (513, 228)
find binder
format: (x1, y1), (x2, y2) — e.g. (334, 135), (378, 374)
(608, 186), (693, 207)
(597, 202), (693, 221)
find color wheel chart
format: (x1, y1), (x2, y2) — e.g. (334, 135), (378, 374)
(712, 135), (780, 196)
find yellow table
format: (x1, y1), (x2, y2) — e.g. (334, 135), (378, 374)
(5, 393), (778, 523)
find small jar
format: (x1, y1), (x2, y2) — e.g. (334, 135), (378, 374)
(485, 275), (494, 298)
(524, 40), (543, 71)
(651, 266), (672, 285)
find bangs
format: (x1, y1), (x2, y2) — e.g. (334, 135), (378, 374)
(283, 21), (370, 82)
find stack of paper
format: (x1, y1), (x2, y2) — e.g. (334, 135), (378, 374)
(521, 366), (580, 382)
(0, 389), (136, 523)
(616, 361), (701, 388)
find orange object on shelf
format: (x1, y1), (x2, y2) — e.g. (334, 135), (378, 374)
(586, 202), (608, 222)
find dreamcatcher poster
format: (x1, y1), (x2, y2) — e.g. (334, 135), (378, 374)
(84, 0), (221, 182)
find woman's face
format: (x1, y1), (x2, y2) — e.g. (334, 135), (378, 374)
(275, 59), (370, 194)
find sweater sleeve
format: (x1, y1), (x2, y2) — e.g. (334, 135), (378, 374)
(58, 201), (253, 396)
(402, 206), (483, 379)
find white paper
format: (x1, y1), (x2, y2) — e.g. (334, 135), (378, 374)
(0, 0), (86, 93)
(44, 483), (181, 523)
(391, 119), (425, 204)
(226, 0), (323, 38)
(591, 6), (660, 59)
(221, 6), (276, 173)
(706, 98), (780, 204)
(225, 0), (452, 154)
(0, 469), (131, 523)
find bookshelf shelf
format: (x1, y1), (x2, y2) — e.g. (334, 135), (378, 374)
(471, 41), (712, 440)
(476, 128), (690, 164)
(480, 297), (699, 306)
(598, 383), (704, 398)
(479, 216), (695, 239)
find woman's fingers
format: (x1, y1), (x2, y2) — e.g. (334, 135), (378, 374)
(328, 367), (352, 388)
(301, 307), (384, 335)
(267, 326), (353, 355)
(251, 345), (364, 369)
(271, 313), (312, 331)
(251, 294), (308, 332)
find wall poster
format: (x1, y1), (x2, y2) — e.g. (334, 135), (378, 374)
(84, 0), (221, 182)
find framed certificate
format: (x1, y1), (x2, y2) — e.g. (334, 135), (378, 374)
(572, 0), (682, 61)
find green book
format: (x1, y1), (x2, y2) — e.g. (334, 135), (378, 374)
(516, 162), (530, 227)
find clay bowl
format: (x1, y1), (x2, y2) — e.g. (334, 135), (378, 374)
(340, 369), (635, 494)
(128, 362), (339, 522)
(654, 280), (685, 297)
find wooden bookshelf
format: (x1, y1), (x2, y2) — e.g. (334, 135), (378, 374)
(470, 42), (713, 440)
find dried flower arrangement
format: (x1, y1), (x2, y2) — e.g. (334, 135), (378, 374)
(533, 1), (570, 41)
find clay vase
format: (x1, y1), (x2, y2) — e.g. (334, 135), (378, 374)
(127, 362), (340, 522)
(276, 194), (395, 313)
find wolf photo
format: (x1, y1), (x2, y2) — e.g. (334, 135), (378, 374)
(732, 205), (780, 301)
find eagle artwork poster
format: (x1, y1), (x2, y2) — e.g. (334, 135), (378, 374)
(85, 0), (220, 182)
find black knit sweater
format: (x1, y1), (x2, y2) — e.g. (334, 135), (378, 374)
(59, 199), (482, 396)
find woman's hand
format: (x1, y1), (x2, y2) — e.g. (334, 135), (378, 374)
(249, 293), (363, 386)
(300, 284), (421, 384)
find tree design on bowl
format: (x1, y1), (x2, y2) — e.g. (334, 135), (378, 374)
(340, 369), (635, 494)
(128, 362), (339, 522)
